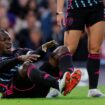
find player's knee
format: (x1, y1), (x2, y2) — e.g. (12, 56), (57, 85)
(50, 46), (70, 61)
(89, 46), (100, 54)
(19, 62), (33, 78)
(53, 45), (69, 56)
(67, 46), (77, 54)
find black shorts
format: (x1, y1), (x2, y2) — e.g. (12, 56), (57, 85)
(64, 4), (104, 31)
(104, 7), (105, 21)
(3, 73), (50, 98)
(4, 85), (49, 98)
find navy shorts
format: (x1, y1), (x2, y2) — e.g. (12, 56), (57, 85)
(3, 73), (50, 98)
(64, 4), (104, 31)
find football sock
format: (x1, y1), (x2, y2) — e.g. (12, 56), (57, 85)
(58, 52), (74, 77)
(39, 62), (59, 79)
(87, 54), (100, 89)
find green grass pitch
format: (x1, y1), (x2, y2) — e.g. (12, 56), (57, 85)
(0, 86), (105, 105)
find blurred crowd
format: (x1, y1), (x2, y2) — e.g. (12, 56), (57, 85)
(0, 0), (63, 50)
(0, 0), (105, 62)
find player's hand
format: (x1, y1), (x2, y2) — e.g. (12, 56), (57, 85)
(42, 40), (58, 52)
(18, 54), (40, 62)
(57, 14), (65, 27)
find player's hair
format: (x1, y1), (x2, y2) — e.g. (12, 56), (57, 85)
(0, 28), (9, 37)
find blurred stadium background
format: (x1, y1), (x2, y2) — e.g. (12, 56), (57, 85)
(0, 0), (105, 87)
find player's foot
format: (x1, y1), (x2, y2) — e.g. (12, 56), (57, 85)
(46, 88), (61, 98)
(46, 72), (71, 98)
(59, 72), (71, 94)
(88, 89), (105, 97)
(46, 70), (82, 97)
(63, 70), (82, 96)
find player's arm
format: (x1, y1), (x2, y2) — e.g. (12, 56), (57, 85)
(57, 0), (64, 13)
(0, 57), (22, 73)
(0, 54), (40, 73)
(28, 40), (58, 58)
(57, 0), (65, 26)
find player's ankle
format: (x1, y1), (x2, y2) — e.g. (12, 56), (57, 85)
(89, 88), (98, 91)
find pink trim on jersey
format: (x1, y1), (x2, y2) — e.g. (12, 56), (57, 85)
(70, 0), (73, 5)
(4, 84), (13, 96)
(13, 84), (36, 92)
(44, 74), (49, 79)
(0, 83), (7, 89)
(67, 0), (73, 10)
(6, 90), (13, 95)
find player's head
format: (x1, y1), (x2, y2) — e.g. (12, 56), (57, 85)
(0, 29), (12, 55)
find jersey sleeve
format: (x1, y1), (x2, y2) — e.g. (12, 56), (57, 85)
(0, 57), (21, 73)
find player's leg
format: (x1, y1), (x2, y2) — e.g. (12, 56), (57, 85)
(39, 62), (60, 79)
(41, 46), (82, 97)
(64, 30), (82, 54)
(64, 8), (85, 55)
(61, 8), (84, 77)
(86, 5), (105, 97)
(63, 30), (83, 75)
(62, 31), (83, 95)
(19, 62), (72, 96)
(87, 21), (105, 97)
(50, 45), (75, 76)
(40, 45), (81, 77)
(46, 69), (82, 98)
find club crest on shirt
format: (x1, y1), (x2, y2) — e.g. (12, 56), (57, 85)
(65, 17), (74, 27)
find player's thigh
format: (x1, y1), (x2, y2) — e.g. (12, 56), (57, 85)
(88, 21), (104, 53)
(64, 9), (85, 54)
(64, 30), (83, 54)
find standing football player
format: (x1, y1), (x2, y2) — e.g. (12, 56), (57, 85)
(57, 0), (105, 97)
